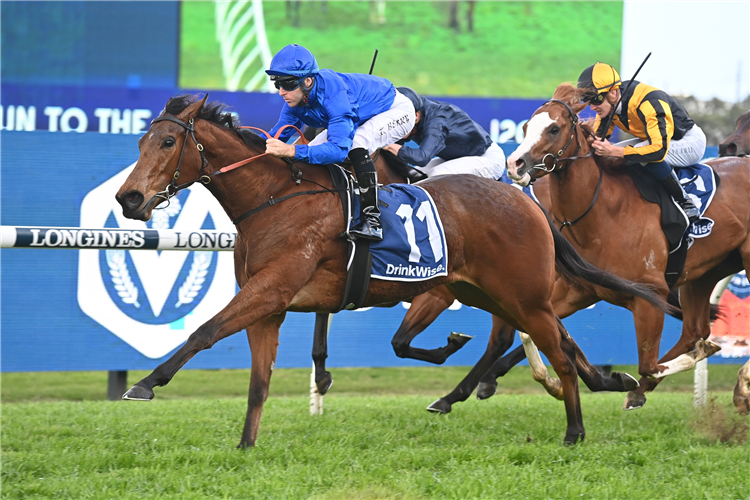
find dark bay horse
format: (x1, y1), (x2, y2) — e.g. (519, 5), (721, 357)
(505, 83), (750, 410)
(115, 95), (670, 446)
(719, 109), (750, 157)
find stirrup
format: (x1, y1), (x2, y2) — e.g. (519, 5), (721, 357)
(682, 203), (700, 223)
(349, 219), (383, 241)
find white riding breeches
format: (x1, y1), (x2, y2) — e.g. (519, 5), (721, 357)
(420, 142), (507, 180)
(308, 90), (416, 155)
(615, 125), (707, 167)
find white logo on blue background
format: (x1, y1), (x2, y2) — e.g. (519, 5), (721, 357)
(77, 163), (236, 358)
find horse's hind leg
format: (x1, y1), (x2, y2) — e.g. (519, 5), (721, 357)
(312, 312), (334, 395)
(627, 276), (720, 407)
(734, 359), (750, 415)
(391, 287), (473, 364)
(522, 311), (585, 444)
(239, 315), (283, 448)
(427, 317), (516, 413)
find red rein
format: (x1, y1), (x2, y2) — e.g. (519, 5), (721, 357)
(216, 124), (308, 174)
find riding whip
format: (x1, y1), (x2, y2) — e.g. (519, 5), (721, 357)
(599, 52), (651, 140)
(368, 49), (379, 75)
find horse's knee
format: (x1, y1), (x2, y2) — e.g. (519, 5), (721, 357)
(391, 338), (409, 358)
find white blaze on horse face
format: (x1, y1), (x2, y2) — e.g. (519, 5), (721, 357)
(506, 112), (555, 175)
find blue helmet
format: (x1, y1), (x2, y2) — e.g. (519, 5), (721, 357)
(266, 44), (320, 78)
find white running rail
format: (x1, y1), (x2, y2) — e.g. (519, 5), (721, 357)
(215, 0), (275, 92)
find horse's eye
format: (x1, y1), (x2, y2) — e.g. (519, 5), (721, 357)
(550, 126), (560, 135)
(162, 137), (175, 148)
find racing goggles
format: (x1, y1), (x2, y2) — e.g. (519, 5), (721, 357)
(582, 92), (606, 106)
(272, 76), (303, 92)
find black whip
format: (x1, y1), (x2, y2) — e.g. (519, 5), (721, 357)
(368, 49), (379, 75)
(599, 52), (651, 140)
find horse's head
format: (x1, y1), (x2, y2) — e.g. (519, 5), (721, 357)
(116, 94), (210, 221)
(719, 110), (750, 157)
(506, 84), (588, 186)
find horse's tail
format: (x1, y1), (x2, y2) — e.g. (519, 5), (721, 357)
(548, 217), (676, 315)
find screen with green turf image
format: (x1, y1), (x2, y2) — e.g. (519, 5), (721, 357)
(180, 1), (622, 98)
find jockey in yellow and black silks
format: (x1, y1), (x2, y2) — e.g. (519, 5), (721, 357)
(578, 62), (704, 222)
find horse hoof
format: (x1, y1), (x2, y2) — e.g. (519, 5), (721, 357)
(563, 431), (585, 446)
(623, 391), (646, 410)
(734, 396), (750, 416)
(426, 399), (452, 414)
(476, 381), (497, 400)
(316, 372), (333, 396)
(613, 372), (640, 391)
(122, 384), (154, 401)
(447, 332), (474, 349)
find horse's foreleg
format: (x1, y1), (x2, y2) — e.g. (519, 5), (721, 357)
(476, 346), (527, 399)
(239, 315), (283, 448)
(560, 316), (639, 393)
(519, 331), (564, 400)
(391, 287), (473, 364)
(426, 317), (516, 413)
(312, 312), (334, 395)
(123, 273), (291, 401)
(733, 359), (750, 415)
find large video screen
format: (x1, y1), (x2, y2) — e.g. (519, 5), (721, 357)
(179, 1), (623, 98)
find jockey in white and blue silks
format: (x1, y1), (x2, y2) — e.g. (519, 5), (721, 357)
(264, 44), (415, 241)
(383, 87), (506, 181)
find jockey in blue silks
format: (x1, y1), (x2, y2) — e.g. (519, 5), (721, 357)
(264, 44), (416, 241)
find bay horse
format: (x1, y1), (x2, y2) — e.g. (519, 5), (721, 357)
(504, 83), (750, 410)
(115, 94), (670, 446)
(719, 109), (750, 157)
(312, 164), (656, 402)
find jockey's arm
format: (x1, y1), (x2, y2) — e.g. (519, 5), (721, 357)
(396, 123), (447, 167)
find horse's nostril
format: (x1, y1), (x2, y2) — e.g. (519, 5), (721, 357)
(118, 191), (144, 210)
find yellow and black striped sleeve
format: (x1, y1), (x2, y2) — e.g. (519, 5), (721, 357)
(623, 95), (674, 163)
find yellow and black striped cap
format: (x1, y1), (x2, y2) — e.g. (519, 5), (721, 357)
(577, 62), (622, 93)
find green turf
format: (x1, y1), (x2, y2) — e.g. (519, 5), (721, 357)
(2, 392), (747, 500)
(180, 1), (623, 98)
(2, 366), (747, 499)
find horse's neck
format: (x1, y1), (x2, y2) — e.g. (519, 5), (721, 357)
(548, 156), (618, 231)
(200, 128), (292, 223)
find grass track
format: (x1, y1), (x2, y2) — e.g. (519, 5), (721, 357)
(2, 366), (748, 499)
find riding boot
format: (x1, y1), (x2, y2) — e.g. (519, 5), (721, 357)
(348, 147), (383, 241)
(661, 169), (700, 222)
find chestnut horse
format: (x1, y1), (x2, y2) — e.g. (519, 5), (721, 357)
(505, 83), (750, 410)
(719, 109), (750, 157)
(116, 95), (669, 446)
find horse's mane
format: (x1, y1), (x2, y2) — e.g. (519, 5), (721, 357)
(163, 94), (267, 150)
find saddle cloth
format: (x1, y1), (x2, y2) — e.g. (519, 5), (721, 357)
(351, 184), (449, 282)
(629, 162), (719, 253)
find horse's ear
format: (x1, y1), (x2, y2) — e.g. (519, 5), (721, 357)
(178, 93), (210, 121)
